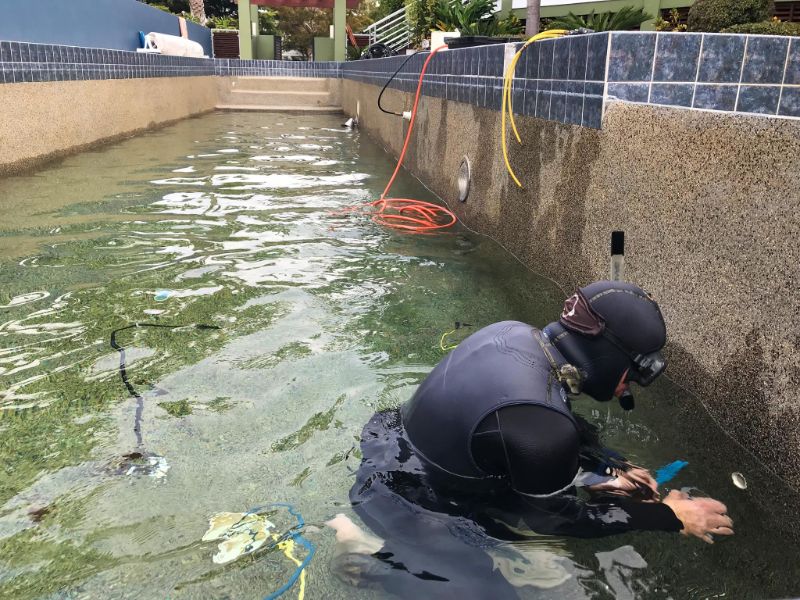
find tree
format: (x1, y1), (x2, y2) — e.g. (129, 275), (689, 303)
(188, 0), (207, 25)
(139, 0), (235, 19)
(275, 7), (332, 59)
(407, 0), (437, 45)
(350, 0), (381, 34)
(526, 0), (540, 36)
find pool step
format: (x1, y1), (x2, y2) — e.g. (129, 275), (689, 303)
(217, 76), (341, 112)
(215, 104), (343, 113)
(228, 76), (331, 93)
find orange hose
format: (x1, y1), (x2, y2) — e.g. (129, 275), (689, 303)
(338, 45), (457, 234)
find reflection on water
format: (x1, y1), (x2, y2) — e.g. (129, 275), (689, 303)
(0, 112), (798, 600)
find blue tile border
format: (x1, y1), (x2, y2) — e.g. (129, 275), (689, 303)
(0, 40), (341, 84)
(604, 32), (800, 120)
(340, 34), (608, 128)
(342, 31), (800, 129)
(2, 32), (800, 129)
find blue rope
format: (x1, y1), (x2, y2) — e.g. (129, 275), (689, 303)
(243, 502), (315, 600)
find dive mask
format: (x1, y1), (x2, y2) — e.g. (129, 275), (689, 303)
(625, 350), (667, 386)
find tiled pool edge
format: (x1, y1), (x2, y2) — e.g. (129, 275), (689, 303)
(2, 32), (799, 127)
(0, 41), (341, 83)
(339, 31), (800, 125)
(341, 36), (608, 129)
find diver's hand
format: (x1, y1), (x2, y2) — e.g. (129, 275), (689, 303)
(587, 467), (660, 501)
(662, 490), (734, 544)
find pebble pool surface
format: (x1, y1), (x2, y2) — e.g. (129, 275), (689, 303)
(0, 112), (798, 600)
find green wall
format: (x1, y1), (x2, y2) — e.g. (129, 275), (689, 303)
(314, 37), (335, 61)
(255, 35), (275, 60)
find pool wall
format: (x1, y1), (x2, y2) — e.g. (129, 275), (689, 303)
(0, 42), (341, 174)
(341, 75), (800, 529)
(0, 76), (220, 175)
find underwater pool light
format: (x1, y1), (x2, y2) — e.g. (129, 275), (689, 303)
(458, 157), (471, 202)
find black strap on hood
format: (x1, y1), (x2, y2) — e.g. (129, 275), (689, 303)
(532, 329), (584, 395)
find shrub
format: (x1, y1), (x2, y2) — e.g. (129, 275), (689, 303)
(721, 19), (800, 34)
(207, 15), (238, 29)
(655, 8), (688, 31)
(407, 0), (438, 46)
(545, 7), (653, 31)
(434, 0), (523, 36)
(687, 0), (771, 32)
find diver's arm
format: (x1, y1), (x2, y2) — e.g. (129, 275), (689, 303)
(513, 493), (684, 538)
(511, 490), (734, 542)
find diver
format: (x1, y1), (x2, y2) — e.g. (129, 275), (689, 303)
(328, 280), (734, 598)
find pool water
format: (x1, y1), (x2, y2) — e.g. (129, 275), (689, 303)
(0, 112), (798, 600)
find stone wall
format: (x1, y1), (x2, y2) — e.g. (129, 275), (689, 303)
(342, 79), (800, 526)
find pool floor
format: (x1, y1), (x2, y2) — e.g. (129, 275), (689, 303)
(0, 111), (798, 599)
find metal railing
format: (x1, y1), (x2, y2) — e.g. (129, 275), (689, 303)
(361, 7), (411, 52)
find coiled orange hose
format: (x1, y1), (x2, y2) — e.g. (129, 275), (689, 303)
(339, 45), (457, 233)
(369, 45), (456, 233)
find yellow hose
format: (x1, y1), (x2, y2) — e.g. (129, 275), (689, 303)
(439, 328), (458, 351)
(272, 533), (307, 600)
(502, 29), (568, 188)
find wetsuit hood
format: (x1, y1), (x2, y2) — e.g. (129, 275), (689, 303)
(544, 281), (667, 403)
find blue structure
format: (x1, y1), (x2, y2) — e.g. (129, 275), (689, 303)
(0, 0), (212, 56)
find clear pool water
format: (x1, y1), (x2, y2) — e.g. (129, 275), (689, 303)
(0, 112), (798, 600)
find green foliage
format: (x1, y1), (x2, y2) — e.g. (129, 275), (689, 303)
(146, 3), (174, 13)
(347, 0), (404, 33)
(381, 0), (406, 17)
(687, 0), (771, 32)
(721, 18), (800, 34)
(407, 0), (438, 46)
(347, 44), (363, 60)
(258, 8), (281, 34)
(207, 9), (278, 33)
(139, 0), (235, 19)
(207, 15), (238, 29)
(545, 6), (653, 31)
(275, 7), (332, 58)
(655, 8), (688, 31)
(434, 0), (523, 35)
(158, 399), (193, 417)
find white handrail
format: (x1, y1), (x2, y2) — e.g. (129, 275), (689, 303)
(361, 6), (410, 51)
(362, 7), (406, 35)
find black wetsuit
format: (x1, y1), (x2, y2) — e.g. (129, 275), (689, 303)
(349, 321), (681, 599)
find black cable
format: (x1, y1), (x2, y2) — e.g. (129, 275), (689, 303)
(110, 322), (221, 448)
(378, 51), (422, 117)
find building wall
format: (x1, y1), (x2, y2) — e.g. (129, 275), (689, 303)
(0, 0), (212, 55)
(341, 77), (800, 534)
